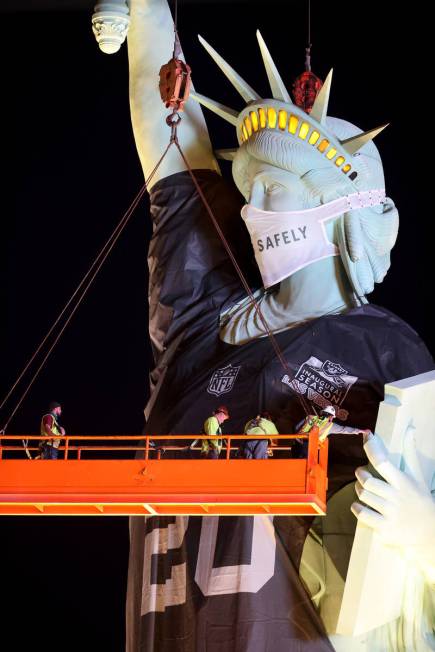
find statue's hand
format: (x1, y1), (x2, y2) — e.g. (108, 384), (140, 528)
(352, 433), (435, 583)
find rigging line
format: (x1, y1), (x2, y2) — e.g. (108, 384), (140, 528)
(1, 142), (173, 434)
(172, 0), (182, 59)
(308, 0), (311, 46)
(0, 140), (172, 418)
(174, 139), (311, 416)
(1, 195), (141, 412)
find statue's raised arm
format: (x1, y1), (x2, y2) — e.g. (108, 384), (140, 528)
(109, 0), (218, 185)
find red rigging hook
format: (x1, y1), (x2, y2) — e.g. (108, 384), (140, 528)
(292, 46), (323, 114)
(159, 30), (192, 112)
(159, 59), (191, 112)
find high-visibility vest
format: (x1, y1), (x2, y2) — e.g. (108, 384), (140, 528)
(244, 418), (278, 436)
(201, 416), (222, 453)
(298, 415), (333, 442)
(40, 413), (62, 448)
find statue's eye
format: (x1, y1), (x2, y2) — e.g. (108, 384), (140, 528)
(265, 183), (281, 195)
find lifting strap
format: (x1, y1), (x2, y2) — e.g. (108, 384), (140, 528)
(0, 144), (171, 434)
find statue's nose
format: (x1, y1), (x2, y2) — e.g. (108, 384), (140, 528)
(248, 180), (266, 209)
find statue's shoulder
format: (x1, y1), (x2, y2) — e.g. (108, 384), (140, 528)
(327, 303), (434, 375)
(340, 304), (429, 342)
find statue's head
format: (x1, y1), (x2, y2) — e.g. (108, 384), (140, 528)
(192, 32), (399, 300)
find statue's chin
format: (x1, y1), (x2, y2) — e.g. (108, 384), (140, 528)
(220, 257), (357, 345)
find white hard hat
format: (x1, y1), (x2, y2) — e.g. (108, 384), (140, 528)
(322, 405), (336, 418)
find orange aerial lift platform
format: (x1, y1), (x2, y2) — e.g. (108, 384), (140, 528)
(0, 430), (328, 516)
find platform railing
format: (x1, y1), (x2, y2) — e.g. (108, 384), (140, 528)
(0, 433), (311, 460)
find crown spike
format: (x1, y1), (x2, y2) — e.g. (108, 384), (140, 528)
(256, 30), (292, 103)
(198, 34), (260, 103)
(340, 124), (389, 155)
(310, 69), (333, 124)
(189, 91), (239, 126)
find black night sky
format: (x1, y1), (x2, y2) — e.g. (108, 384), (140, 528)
(1, 1), (432, 650)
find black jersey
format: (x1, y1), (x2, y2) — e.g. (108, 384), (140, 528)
(126, 170), (434, 652)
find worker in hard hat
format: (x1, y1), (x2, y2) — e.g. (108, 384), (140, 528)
(238, 411), (279, 459)
(201, 406), (230, 459)
(294, 405), (371, 457)
(39, 401), (65, 460)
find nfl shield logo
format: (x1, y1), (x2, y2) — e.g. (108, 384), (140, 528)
(207, 364), (240, 396)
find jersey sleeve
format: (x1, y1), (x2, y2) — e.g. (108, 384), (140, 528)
(148, 171), (258, 365)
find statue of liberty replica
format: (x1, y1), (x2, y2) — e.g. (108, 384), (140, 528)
(91, 1), (435, 649)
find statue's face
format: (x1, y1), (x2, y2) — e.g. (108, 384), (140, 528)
(246, 159), (326, 213)
(234, 120), (395, 297)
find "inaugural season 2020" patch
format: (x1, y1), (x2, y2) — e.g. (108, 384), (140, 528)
(282, 356), (358, 420)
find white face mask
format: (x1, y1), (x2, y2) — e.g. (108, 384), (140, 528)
(241, 189), (385, 288)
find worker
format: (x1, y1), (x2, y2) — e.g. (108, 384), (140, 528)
(201, 406), (229, 459)
(293, 405), (371, 458)
(238, 411), (279, 459)
(39, 401), (65, 459)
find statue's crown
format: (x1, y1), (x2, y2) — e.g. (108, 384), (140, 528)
(191, 32), (387, 181)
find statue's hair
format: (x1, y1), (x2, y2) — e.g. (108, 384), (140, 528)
(232, 116), (399, 298)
